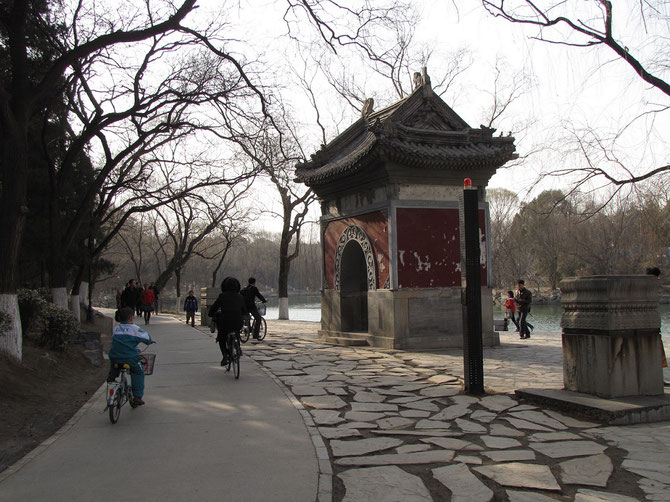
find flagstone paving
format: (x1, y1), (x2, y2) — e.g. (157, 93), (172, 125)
(232, 321), (670, 501)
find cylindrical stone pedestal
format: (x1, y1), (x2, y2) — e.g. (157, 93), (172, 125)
(200, 287), (219, 326)
(560, 275), (663, 398)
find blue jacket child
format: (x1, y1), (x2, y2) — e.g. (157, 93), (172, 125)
(107, 307), (153, 406)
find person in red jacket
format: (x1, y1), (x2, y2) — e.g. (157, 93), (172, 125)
(140, 284), (155, 325)
(504, 290), (519, 332)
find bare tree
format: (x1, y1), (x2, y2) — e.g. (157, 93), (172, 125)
(482, 0), (670, 187)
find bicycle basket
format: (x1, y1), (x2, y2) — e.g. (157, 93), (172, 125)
(139, 353), (156, 375)
(256, 302), (266, 316)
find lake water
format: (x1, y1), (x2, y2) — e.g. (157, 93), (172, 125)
(265, 296), (670, 335)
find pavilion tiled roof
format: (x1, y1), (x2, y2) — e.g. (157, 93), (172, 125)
(295, 80), (517, 187)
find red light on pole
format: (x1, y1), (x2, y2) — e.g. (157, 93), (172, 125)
(464, 178), (472, 187)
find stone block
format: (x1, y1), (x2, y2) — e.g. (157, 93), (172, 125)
(560, 275), (663, 398)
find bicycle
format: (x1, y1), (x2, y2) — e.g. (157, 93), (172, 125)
(222, 330), (241, 379)
(106, 352), (156, 424)
(240, 302), (267, 343)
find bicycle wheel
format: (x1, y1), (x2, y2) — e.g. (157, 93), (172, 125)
(232, 335), (240, 379)
(226, 335), (233, 372)
(240, 325), (250, 344)
(257, 317), (267, 341)
(108, 387), (121, 424)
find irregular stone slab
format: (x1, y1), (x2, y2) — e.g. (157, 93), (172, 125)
(428, 374), (459, 384)
(544, 410), (599, 428)
(455, 418), (487, 433)
(529, 431), (583, 442)
(377, 417), (415, 430)
(390, 384), (430, 393)
(282, 374), (328, 386)
(433, 463), (494, 502)
(529, 440), (607, 459)
(509, 410), (567, 430)
(422, 437), (483, 451)
(340, 465), (431, 502)
(455, 455), (482, 465)
(319, 427), (362, 439)
(302, 395), (347, 409)
(326, 386), (348, 396)
(480, 435), (522, 449)
(376, 389), (415, 398)
(271, 369), (304, 376)
(560, 454), (613, 487)
(311, 410), (344, 425)
(371, 430), (462, 437)
(574, 489), (640, 502)
(480, 394), (517, 412)
(431, 405), (471, 421)
(336, 450), (455, 466)
(399, 400), (439, 412)
(482, 450), (536, 462)
(419, 386), (461, 398)
(342, 421), (379, 429)
(344, 411), (387, 422)
(397, 444), (431, 454)
(351, 402), (398, 412)
(400, 410), (431, 418)
(507, 405), (537, 412)
(291, 385), (327, 396)
(470, 410), (497, 423)
(474, 463), (560, 491)
(489, 424), (525, 437)
(353, 391), (387, 403)
(389, 396), (427, 404)
(502, 417), (552, 432)
(263, 360), (295, 370)
(331, 438), (403, 457)
(416, 419), (451, 429)
(507, 490), (558, 502)
(451, 395), (480, 406)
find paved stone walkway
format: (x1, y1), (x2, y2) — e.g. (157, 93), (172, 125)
(224, 321), (670, 502)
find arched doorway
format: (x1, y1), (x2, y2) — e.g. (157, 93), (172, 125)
(340, 240), (368, 332)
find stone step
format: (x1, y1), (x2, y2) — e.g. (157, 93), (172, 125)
(322, 336), (370, 347)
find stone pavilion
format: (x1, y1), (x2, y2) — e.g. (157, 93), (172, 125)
(295, 69), (517, 349)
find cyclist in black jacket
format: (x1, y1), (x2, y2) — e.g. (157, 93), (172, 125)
(208, 277), (245, 366)
(241, 277), (266, 339)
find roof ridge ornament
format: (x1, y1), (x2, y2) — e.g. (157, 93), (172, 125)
(361, 97), (375, 118)
(413, 66), (432, 92)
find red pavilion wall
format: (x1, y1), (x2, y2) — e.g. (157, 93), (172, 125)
(323, 211), (390, 289)
(396, 208), (487, 288)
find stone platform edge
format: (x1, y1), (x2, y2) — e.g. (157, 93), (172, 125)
(515, 387), (670, 425)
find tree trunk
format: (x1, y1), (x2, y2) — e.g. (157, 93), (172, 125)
(52, 287), (68, 309)
(278, 297), (289, 320)
(0, 294), (22, 363)
(80, 281), (89, 307)
(70, 294), (81, 323)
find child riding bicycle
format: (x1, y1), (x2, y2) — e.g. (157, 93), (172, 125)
(107, 307), (154, 407)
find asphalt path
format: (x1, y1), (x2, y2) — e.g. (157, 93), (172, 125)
(0, 314), (318, 502)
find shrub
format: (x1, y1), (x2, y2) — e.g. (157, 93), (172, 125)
(0, 310), (12, 333)
(39, 303), (79, 351)
(17, 289), (49, 333)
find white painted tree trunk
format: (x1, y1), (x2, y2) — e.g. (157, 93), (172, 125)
(52, 287), (68, 310)
(278, 297), (289, 320)
(79, 282), (89, 306)
(71, 294), (81, 323)
(176, 296), (181, 312)
(0, 294), (22, 363)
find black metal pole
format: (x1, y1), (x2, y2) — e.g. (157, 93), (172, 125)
(462, 179), (484, 394)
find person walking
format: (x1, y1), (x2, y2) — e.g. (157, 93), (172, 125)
(184, 290), (199, 327)
(150, 282), (160, 315)
(515, 280), (532, 339)
(134, 280), (143, 317)
(241, 277), (267, 340)
(140, 284), (155, 325)
(505, 290), (520, 332)
(120, 279), (138, 312)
